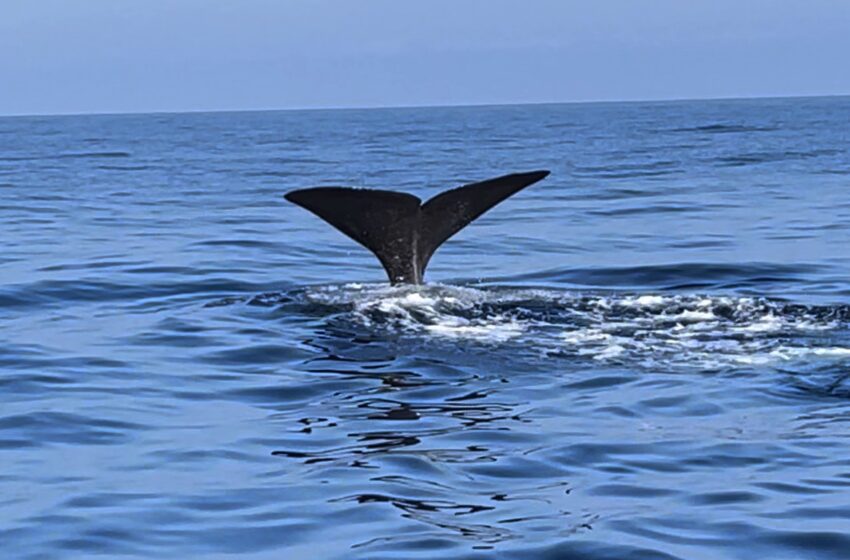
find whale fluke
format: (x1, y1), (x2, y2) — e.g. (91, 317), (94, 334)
(284, 170), (550, 284)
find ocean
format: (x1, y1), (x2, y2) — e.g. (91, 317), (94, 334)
(1, 97), (849, 559)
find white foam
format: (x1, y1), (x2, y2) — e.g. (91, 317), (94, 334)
(562, 329), (612, 345)
(735, 314), (782, 333)
(772, 346), (850, 360)
(299, 284), (849, 369)
(670, 309), (717, 323)
(620, 295), (667, 307)
(425, 318), (526, 342)
(595, 344), (626, 360)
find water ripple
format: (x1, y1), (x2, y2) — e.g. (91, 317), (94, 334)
(2, 99), (850, 559)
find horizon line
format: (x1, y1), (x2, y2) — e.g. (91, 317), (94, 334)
(2, 92), (848, 119)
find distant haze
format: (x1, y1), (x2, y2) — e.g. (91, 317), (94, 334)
(2, 0), (849, 116)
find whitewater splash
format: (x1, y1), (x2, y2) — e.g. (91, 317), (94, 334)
(246, 284), (850, 371)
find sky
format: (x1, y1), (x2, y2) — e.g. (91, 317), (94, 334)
(2, 0), (850, 116)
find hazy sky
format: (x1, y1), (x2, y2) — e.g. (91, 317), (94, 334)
(2, 0), (849, 116)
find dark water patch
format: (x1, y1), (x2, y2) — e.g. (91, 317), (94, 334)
(543, 121), (581, 129)
(203, 343), (309, 366)
(146, 447), (260, 466)
(572, 160), (680, 179)
(19, 193), (72, 202)
(495, 262), (821, 290)
(711, 149), (840, 167)
(667, 238), (735, 249)
(506, 541), (685, 560)
(192, 238), (283, 249)
(573, 161), (679, 171)
(269, 156), (329, 165)
(687, 490), (764, 505)
(0, 412), (144, 447)
(2, 277), (269, 308)
(565, 187), (667, 201)
(332, 492), (516, 548)
(755, 481), (833, 495)
(588, 203), (703, 217)
(780, 367), (850, 399)
(241, 169), (296, 178)
(124, 329), (224, 350)
(760, 530), (850, 559)
(0, 151), (131, 162)
(0, 350), (129, 372)
(222, 379), (355, 405)
(253, 138), (296, 146)
(576, 169), (677, 179)
(334, 493), (495, 516)
(97, 164), (151, 171)
(563, 374), (637, 390)
(591, 483), (680, 498)
(0, 346), (137, 399)
(668, 123), (779, 134)
(39, 259), (148, 272)
(0, 203), (69, 214)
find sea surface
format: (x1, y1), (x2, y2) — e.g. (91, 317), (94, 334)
(1, 97), (850, 559)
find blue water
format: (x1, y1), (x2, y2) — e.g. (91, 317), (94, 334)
(2, 97), (850, 559)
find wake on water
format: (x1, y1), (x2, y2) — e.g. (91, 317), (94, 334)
(221, 283), (850, 373)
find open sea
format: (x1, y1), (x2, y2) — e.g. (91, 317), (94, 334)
(1, 97), (850, 559)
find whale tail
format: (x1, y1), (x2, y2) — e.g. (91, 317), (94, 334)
(284, 170), (550, 284)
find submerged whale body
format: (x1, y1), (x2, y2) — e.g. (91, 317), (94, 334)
(284, 170), (550, 284)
